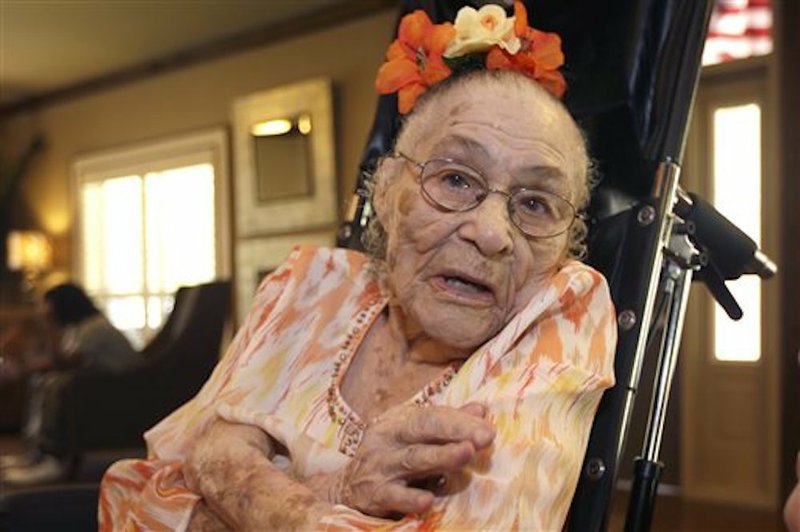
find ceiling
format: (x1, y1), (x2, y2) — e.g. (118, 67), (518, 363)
(0, 0), (361, 112)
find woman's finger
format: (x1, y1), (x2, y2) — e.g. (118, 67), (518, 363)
(373, 483), (435, 516)
(394, 441), (475, 478)
(395, 407), (495, 448)
(458, 402), (487, 418)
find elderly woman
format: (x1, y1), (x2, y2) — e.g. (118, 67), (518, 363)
(100, 6), (615, 530)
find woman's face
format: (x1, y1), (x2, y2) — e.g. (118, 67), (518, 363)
(376, 81), (584, 350)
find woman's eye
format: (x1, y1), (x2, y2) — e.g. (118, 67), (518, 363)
(523, 198), (544, 212)
(442, 172), (471, 189)
(519, 194), (553, 216)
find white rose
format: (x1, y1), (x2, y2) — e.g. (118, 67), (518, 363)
(443, 4), (521, 58)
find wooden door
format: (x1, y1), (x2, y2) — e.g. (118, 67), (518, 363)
(680, 57), (781, 510)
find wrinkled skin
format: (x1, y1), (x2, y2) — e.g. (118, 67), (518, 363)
(185, 74), (586, 527)
(373, 78), (585, 353)
(185, 419), (332, 531)
(185, 404), (493, 529)
(336, 402), (494, 516)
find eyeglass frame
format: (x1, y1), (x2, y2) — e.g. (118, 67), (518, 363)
(393, 151), (578, 239)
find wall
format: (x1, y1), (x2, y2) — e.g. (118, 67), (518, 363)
(0, 9), (396, 275)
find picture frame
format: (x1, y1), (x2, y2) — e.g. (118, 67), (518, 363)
(232, 78), (337, 237)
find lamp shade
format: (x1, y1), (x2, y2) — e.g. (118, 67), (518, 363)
(7, 230), (52, 273)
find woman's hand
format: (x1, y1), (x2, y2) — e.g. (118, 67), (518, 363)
(335, 402), (495, 517)
(184, 404), (494, 527)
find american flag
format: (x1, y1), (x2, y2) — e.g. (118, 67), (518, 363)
(702, 0), (773, 65)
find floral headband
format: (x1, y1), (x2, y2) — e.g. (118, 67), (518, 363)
(375, 1), (566, 115)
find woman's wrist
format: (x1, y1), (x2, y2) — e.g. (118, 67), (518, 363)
(328, 469), (347, 506)
(303, 468), (346, 506)
(188, 501), (232, 531)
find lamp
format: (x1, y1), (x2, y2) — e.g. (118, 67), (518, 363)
(6, 230), (53, 298)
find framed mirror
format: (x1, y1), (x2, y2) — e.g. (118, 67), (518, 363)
(232, 78), (337, 237)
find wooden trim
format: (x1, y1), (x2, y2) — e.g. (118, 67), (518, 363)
(0, 0), (397, 119)
(700, 55), (770, 80)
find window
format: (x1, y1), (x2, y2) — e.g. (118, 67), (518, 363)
(73, 129), (230, 347)
(711, 103), (762, 362)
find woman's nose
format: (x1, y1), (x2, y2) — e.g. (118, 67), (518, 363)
(457, 194), (514, 257)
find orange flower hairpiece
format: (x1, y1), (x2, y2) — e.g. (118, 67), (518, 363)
(375, 1), (566, 115)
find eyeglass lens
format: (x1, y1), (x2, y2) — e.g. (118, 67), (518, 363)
(418, 158), (574, 238)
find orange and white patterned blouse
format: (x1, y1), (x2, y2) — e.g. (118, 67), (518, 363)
(99, 245), (616, 531)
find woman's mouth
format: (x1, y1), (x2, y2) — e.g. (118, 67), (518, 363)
(431, 274), (496, 304)
(444, 276), (490, 294)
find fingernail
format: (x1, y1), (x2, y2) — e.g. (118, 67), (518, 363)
(417, 492), (433, 509)
(461, 402), (486, 417)
(476, 425), (495, 446)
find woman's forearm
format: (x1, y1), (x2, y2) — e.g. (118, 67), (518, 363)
(187, 501), (232, 531)
(184, 420), (334, 530)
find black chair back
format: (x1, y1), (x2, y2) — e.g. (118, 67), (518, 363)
(65, 281), (231, 453)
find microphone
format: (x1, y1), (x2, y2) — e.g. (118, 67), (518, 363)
(674, 190), (777, 280)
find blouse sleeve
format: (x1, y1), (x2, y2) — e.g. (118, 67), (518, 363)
(98, 247), (304, 532)
(316, 265), (616, 531)
(100, 257), (616, 531)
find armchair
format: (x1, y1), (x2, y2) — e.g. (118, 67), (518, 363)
(61, 280), (231, 468)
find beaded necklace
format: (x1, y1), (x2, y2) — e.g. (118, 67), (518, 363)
(326, 298), (462, 457)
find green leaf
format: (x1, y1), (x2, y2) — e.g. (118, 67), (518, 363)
(443, 52), (488, 74)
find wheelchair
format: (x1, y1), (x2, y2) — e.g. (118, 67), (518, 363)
(337, 1), (776, 530)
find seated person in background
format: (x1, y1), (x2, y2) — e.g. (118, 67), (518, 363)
(100, 4), (616, 530)
(1, 282), (139, 485)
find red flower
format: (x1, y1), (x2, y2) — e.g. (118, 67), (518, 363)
(486, 1), (566, 98)
(375, 10), (455, 114)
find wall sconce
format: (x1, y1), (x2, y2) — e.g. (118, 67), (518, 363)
(6, 230), (53, 297)
(250, 114), (312, 137)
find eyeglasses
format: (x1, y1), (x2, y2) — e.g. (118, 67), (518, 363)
(395, 151), (576, 239)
